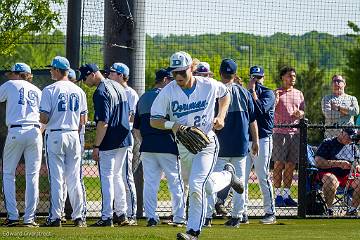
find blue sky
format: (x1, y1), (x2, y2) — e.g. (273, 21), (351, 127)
(59, 0), (360, 37)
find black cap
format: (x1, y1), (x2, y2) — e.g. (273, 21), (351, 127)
(155, 68), (172, 81)
(78, 63), (99, 81)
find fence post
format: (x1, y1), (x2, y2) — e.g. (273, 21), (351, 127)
(297, 118), (308, 218)
(66, 0), (82, 69)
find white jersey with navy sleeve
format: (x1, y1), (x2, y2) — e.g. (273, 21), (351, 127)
(40, 80), (87, 130)
(151, 76), (228, 134)
(0, 80), (41, 126)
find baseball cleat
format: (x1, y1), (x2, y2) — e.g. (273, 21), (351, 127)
(90, 218), (113, 227)
(224, 163), (244, 194)
(41, 218), (61, 227)
(114, 213), (129, 226)
(23, 221), (39, 228)
(1, 219), (19, 227)
(203, 218), (212, 227)
(147, 218), (158, 227)
(260, 213), (276, 224)
(74, 218), (87, 227)
(176, 229), (199, 240)
(240, 213), (249, 224)
(224, 217), (241, 228)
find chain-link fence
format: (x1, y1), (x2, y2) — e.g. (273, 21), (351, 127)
(0, 0), (360, 219)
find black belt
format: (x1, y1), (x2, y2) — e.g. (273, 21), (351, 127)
(50, 129), (78, 132)
(10, 124), (40, 129)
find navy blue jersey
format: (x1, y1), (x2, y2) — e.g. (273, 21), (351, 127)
(216, 83), (256, 157)
(316, 137), (357, 177)
(93, 79), (132, 151)
(250, 82), (275, 140)
(133, 88), (178, 155)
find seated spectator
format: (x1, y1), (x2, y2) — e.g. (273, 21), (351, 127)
(315, 128), (360, 216)
(321, 75), (359, 138)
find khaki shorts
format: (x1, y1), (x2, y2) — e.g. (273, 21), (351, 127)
(272, 133), (300, 163)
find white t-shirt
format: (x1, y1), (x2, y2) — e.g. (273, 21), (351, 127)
(151, 76), (228, 134)
(40, 80), (87, 130)
(0, 80), (41, 126)
(124, 86), (139, 116)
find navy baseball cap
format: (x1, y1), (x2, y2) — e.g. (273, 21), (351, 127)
(250, 66), (264, 76)
(78, 63), (99, 81)
(110, 63), (130, 77)
(10, 63), (31, 74)
(220, 59), (237, 74)
(195, 62), (212, 74)
(155, 68), (172, 81)
(47, 56), (70, 70)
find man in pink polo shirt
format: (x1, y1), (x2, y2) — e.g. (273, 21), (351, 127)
(272, 66), (305, 207)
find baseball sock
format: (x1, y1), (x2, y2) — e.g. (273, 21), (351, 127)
(275, 188), (282, 197)
(283, 188), (290, 199)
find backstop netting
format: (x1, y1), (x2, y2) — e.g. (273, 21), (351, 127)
(0, 0), (359, 218)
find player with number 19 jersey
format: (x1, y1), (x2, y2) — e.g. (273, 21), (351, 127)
(151, 76), (228, 134)
(0, 80), (41, 126)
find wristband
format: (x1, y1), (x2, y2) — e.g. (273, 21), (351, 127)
(164, 121), (175, 129)
(93, 145), (100, 148)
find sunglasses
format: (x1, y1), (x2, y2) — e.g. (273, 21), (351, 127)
(172, 69), (188, 78)
(251, 75), (263, 80)
(332, 78), (344, 83)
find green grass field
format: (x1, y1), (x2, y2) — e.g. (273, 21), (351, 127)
(0, 219), (359, 240)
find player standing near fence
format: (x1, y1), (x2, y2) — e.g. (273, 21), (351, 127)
(40, 56), (87, 227)
(108, 62), (139, 225)
(150, 51), (244, 240)
(79, 63), (132, 227)
(243, 66), (277, 224)
(205, 59), (259, 228)
(0, 63), (42, 227)
(133, 68), (186, 227)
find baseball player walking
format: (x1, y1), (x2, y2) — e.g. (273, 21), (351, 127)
(150, 51), (244, 240)
(243, 66), (276, 224)
(0, 63), (42, 227)
(108, 63), (139, 224)
(79, 63), (132, 227)
(40, 56), (87, 227)
(206, 59), (259, 228)
(133, 68), (186, 227)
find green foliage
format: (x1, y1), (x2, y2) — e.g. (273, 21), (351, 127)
(296, 61), (327, 143)
(146, 31), (357, 91)
(344, 21), (360, 99)
(0, 0), (63, 56)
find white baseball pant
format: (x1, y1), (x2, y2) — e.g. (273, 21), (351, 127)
(241, 136), (275, 215)
(2, 127), (42, 223)
(179, 132), (232, 232)
(98, 147), (127, 219)
(206, 156), (247, 218)
(45, 130), (85, 221)
(141, 152), (185, 223)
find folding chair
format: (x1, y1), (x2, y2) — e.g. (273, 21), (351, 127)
(307, 144), (359, 217)
(305, 145), (327, 216)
